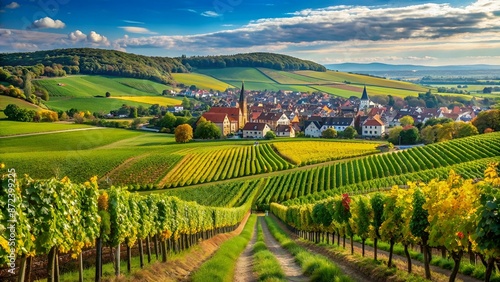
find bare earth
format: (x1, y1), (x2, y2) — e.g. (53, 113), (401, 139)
(260, 216), (308, 282)
(233, 218), (258, 282)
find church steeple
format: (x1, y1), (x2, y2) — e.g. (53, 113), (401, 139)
(239, 81), (248, 127)
(360, 85), (370, 110)
(361, 85), (369, 101)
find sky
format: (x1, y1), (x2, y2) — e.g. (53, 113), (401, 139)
(0, 0), (499, 66)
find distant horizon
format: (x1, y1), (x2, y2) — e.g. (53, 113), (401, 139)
(0, 0), (498, 66)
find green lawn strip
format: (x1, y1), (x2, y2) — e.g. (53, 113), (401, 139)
(0, 120), (92, 136)
(253, 219), (287, 281)
(350, 235), (500, 281)
(191, 214), (258, 282)
(264, 216), (352, 282)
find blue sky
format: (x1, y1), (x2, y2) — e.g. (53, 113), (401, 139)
(0, 0), (499, 65)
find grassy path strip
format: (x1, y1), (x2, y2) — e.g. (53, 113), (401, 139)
(234, 219), (258, 282)
(191, 214), (257, 282)
(263, 216), (352, 282)
(0, 126), (105, 138)
(253, 217), (287, 281)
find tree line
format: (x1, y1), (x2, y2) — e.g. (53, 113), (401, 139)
(179, 52), (326, 71)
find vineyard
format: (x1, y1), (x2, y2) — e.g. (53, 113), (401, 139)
(161, 179), (263, 207)
(104, 151), (183, 186)
(0, 174), (258, 281)
(272, 140), (380, 166)
(161, 143), (292, 188)
(255, 133), (500, 209)
(271, 164), (500, 281)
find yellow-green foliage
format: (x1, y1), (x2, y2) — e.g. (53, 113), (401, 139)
(110, 95), (182, 106)
(273, 141), (380, 166)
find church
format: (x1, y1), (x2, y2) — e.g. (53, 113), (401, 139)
(205, 82), (248, 135)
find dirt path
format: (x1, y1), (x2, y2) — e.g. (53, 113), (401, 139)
(268, 214), (373, 282)
(0, 127), (106, 138)
(233, 218), (258, 282)
(260, 216), (308, 282)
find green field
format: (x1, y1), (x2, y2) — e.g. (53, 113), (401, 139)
(0, 120), (92, 136)
(33, 75), (171, 98)
(0, 95), (47, 118)
(295, 70), (429, 92)
(45, 96), (152, 113)
(171, 72), (234, 91)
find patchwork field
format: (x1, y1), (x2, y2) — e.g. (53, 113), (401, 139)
(0, 95), (47, 118)
(171, 72), (234, 91)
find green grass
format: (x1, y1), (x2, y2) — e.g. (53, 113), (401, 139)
(0, 128), (142, 153)
(253, 219), (287, 282)
(0, 120), (92, 136)
(264, 216), (352, 282)
(45, 96), (151, 112)
(258, 68), (329, 84)
(191, 214), (257, 282)
(171, 72), (234, 91)
(33, 75), (170, 98)
(0, 95), (46, 115)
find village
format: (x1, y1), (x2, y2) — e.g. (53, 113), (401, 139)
(168, 83), (483, 140)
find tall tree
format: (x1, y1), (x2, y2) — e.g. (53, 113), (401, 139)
(400, 115), (414, 127)
(410, 188), (431, 279)
(370, 193), (385, 260)
(174, 124), (193, 143)
(351, 196), (372, 257)
(472, 109), (500, 133)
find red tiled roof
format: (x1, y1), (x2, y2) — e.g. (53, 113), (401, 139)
(208, 107), (241, 117)
(363, 115), (384, 126)
(202, 112), (228, 123)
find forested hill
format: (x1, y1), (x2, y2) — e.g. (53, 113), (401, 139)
(179, 52), (326, 72)
(0, 48), (188, 84)
(0, 48), (326, 85)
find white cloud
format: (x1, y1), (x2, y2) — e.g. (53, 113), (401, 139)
(0, 29), (12, 36)
(13, 43), (38, 50)
(6, 2), (19, 9)
(87, 31), (109, 45)
(119, 26), (157, 35)
(30, 17), (65, 29)
(201, 11), (221, 17)
(122, 20), (145, 24)
(68, 30), (86, 41)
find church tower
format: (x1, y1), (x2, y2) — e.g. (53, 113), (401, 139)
(239, 81), (248, 127)
(360, 85), (370, 110)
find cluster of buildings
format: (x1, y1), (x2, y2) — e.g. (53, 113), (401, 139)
(198, 83), (481, 139)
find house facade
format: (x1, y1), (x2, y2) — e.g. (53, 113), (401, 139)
(276, 125), (295, 138)
(201, 112), (231, 136)
(362, 115), (385, 137)
(304, 121), (322, 137)
(319, 117), (355, 132)
(242, 123), (272, 139)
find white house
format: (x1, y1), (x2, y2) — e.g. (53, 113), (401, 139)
(243, 123), (272, 139)
(319, 117), (355, 132)
(305, 121), (322, 137)
(362, 115), (385, 137)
